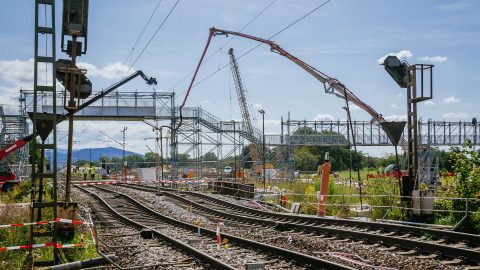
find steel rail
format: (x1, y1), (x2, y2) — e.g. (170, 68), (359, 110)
(151, 184), (480, 245)
(91, 185), (355, 270)
(76, 185), (235, 270)
(126, 184), (480, 264)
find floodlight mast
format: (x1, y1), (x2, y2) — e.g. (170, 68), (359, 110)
(181, 27), (385, 125)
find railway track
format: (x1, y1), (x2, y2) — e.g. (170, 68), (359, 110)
(121, 183), (480, 268)
(77, 185), (354, 270)
(75, 186), (232, 269)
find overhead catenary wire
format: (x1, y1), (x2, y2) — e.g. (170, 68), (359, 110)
(168, 1), (333, 138)
(168, 0), (278, 92)
(122, 0), (163, 66)
(123, 0), (180, 77)
(97, 0), (177, 112)
(154, 0), (278, 133)
(173, 0), (331, 132)
(177, 0), (331, 97)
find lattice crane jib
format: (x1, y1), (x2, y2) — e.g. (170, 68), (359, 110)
(228, 48), (262, 174)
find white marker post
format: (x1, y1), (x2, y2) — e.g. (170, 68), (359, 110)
(216, 217), (221, 250)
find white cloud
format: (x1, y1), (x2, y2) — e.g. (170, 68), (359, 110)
(0, 58), (133, 88)
(200, 99), (210, 103)
(57, 121), (155, 152)
(157, 70), (178, 77)
(350, 105), (360, 111)
(0, 58), (54, 104)
(263, 119), (281, 126)
(384, 114), (407, 121)
(437, 2), (471, 10)
(389, 104), (399, 109)
(313, 114), (335, 121)
(442, 96), (460, 104)
(418, 56), (447, 63)
(77, 62), (134, 80)
(254, 103), (262, 111)
(0, 58), (35, 86)
(424, 100), (435, 107)
(377, 50), (413, 64)
(0, 59), (136, 105)
(0, 85), (20, 105)
(443, 112), (469, 120)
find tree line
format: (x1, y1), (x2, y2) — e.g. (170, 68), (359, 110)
(71, 127), (456, 173)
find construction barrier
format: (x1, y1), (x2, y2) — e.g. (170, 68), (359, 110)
(76, 181), (120, 187)
(0, 218), (92, 229)
(74, 179), (212, 187)
(0, 242), (86, 251)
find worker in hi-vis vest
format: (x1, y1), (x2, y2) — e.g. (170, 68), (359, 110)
(90, 164), (95, 180)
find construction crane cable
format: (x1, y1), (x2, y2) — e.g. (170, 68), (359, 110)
(122, 0), (163, 66)
(168, 0), (278, 92)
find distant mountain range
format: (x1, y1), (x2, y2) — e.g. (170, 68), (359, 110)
(54, 147), (142, 166)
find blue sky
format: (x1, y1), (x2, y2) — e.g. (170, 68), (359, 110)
(0, 0), (479, 157)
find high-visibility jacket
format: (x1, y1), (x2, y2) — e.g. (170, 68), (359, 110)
(90, 166), (95, 175)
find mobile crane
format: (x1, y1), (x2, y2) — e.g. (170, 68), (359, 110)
(0, 70), (157, 191)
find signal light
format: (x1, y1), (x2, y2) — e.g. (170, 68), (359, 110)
(61, 0), (89, 55)
(382, 56), (409, 88)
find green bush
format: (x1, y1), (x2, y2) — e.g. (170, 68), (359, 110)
(435, 144), (480, 233)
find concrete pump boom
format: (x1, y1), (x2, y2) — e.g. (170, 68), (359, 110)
(181, 27), (385, 131)
(212, 28), (385, 123)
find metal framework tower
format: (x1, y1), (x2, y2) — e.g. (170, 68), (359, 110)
(405, 64), (433, 192)
(29, 0), (59, 266)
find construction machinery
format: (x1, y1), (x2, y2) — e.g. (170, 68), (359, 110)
(181, 28), (390, 147)
(180, 27), (392, 187)
(0, 135), (33, 191)
(228, 48), (263, 176)
(0, 70), (156, 191)
(202, 28), (386, 124)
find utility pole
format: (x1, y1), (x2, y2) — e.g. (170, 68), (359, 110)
(258, 109), (266, 190)
(120, 127), (127, 180)
(159, 129), (164, 183)
(343, 97), (363, 210)
(100, 130), (126, 180)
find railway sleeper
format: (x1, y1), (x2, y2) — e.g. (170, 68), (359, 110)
(91, 186), (356, 270)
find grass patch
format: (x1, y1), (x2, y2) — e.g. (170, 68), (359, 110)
(0, 180), (99, 267)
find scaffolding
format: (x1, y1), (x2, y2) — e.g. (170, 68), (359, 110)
(13, 90), (480, 183)
(0, 103), (29, 179)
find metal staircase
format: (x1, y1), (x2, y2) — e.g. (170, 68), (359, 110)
(181, 107), (262, 143)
